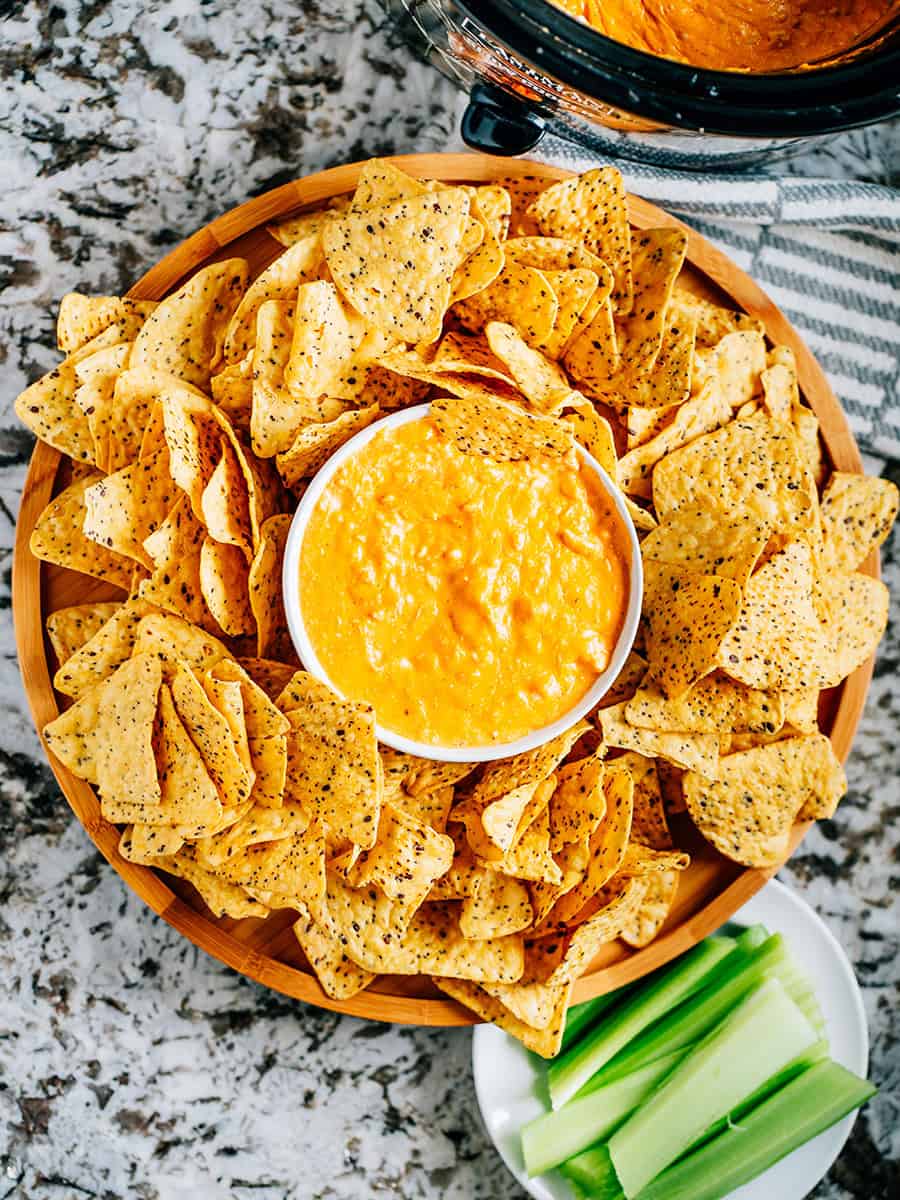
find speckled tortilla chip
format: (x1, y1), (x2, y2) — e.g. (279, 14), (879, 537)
(670, 289), (763, 347)
(248, 513), (294, 661)
(157, 851), (270, 919)
(562, 289), (619, 394)
(104, 367), (192, 473)
(484, 321), (572, 413)
(718, 541), (832, 691)
(284, 280), (365, 401)
(435, 977), (570, 1057)
(481, 975), (571, 1032)
(326, 876), (523, 982)
(453, 262), (559, 349)
(82, 448), (177, 569)
(540, 268), (601, 360)
(57, 294), (156, 353)
(236, 657), (296, 701)
(207, 820), (325, 909)
(211, 658), (290, 741)
(284, 698), (381, 849)
(323, 189), (470, 344)
(160, 387), (227, 518)
(170, 661), (254, 810)
(350, 158), (428, 210)
(818, 572), (890, 684)
(131, 259), (248, 388)
(618, 382), (732, 498)
(275, 403), (380, 489)
(140, 496), (218, 633)
(608, 312), (697, 411)
(653, 412), (817, 536)
(504, 236), (608, 276)
(276, 670), (339, 711)
(119, 823), (186, 862)
(268, 198), (351, 248)
(620, 869), (680, 948)
(549, 750), (606, 850)
(72, 342), (133, 471)
(641, 510), (770, 588)
(485, 801), (562, 885)
(528, 167), (633, 314)
(392, 786), (455, 835)
(566, 401), (617, 478)
(430, 394), (574, 462)
(30, 476), (133, 591)
(210, 355), (253, 430)
(643, 562), (743, 699)
(820, 472), (899, 574)
(595, 650), (648, 711)
(616, 228), (687, 371)
(684, 733), (846, 867)
(346, 801), (453, 912)
(529, 874), (648, 973)
(132, 611), (229, 673)
(293, 908), (375, 1000)
(199, 538), (255, 637)
(626, 676), (784, 736)
(600, 701), (719, 776)
(452, 191), (505, 303)
(89, 654), (164, 821)
(223, 235), (323, 364)
(538, 763), (634, 928)
(614, 751), (671, 849)
(460, 871), (534, 940)
(53, 598), (153, 699)
(375, 349), (518, 406)
(46, 602), (122, 669)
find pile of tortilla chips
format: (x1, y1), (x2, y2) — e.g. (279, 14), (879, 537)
(20, 160), (897, 1056)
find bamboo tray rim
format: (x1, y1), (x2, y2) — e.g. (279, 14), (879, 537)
(12, 152), (877, 1027)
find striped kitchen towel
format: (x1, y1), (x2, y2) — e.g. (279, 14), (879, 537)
(541, 139), (900, 460)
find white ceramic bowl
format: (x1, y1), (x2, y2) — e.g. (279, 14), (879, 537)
(282, 403), (643, 763)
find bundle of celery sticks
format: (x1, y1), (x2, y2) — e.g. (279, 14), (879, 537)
(522, 924), (875, 1199)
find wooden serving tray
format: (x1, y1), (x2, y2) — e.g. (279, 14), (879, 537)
(13, 153), (877, 1026)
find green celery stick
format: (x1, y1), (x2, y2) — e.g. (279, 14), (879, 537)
(562, 990), (633, 1054)
(608, 978), (818, 1197)
(547, 936), (737, 1109)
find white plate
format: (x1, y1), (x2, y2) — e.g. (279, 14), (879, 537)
(472, 878), (868, 1200)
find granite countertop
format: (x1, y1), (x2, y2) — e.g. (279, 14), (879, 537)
(1, 3), (897, 1197)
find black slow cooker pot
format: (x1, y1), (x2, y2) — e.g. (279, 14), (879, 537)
(382, 0), (900, 169)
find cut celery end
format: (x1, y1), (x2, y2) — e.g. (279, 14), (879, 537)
(634, 1059), (876, 1200)
(523, 1050), (688, 1177)
(562, 991), (631, 1054)
(734, 923), (770, 952)
(582, 934), (789, 1094)
(547, 936), (737, 1110)
(608, 977), (818, 1198)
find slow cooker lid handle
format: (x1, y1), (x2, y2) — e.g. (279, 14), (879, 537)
(460, 83), (546, 156)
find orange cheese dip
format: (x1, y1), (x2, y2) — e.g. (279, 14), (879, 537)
(567, 1), (896, 72)
(299, 416), (630, 749)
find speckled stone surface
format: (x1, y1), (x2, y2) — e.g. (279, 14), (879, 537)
(0, 4), (897, 1198)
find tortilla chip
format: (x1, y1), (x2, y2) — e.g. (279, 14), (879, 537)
(56, 294), (156, 354)
(131, 259), (248, 388)
(530, 873), (648, 970)
(236, 657), (296, 701)
(452, 190), (505, 303)
(284, 280), (365, 402)
(199, 538), (255, 637)
(325, 877), (523, 982)
(248, 513), (294, 661)
(620, 869), (680, 948)
(391, 786), (455, 835)
(616, 228), (687, 371)
(140, 496), (218, 633)
(566, 401), (617, 478)
(275, 403), (380, 489)
(612, 751), (672, 849)
(484, 321), (572, 413)
(211, 658), (290, 740)
(170, 660), (254, 809)
(323, 189), (470, 344)
(819, 473), (899, 574)
(119, 823), (185, 862)
(670, 289), (763, 347)
(626, 676), (784, 736)
(460, 871), (534, 939)
(15, 357), (96, 463)
(600, 701), (719, 776)
(435, 977), (570, 1057)
(608, 313), (697, 411)
(562, 288), (619, 395)
(293, 908), (375, 1000)
(158, 851), (270, 919)
(503, 236), (607, 276)
(284, 698), (381, 849)
(198, 444), (252, 560)
(223, 235), (323, 364)
(378, 749), (476, 802)
(643, 561), (743, 699)
(549, 750), (607, 850)
(30, 476), (132, 590)
(345, 801), (454, 912)
(641, 509), (770, 588)
(528, 168), (633, 314)
(684, 733), (846, 867)
(46, 602), (122, 669)
(133, 611), (229, 674)
(818, 572), (890, 683)
(653, 412), (816, 536)
(193, 799), (310, 870)
(82, 448), (177, 569)
(88, 654), (165, 822)
(430, 394), (573, 462)
(210, 355), (253, 430)
(486, 802), (563, 885)
(541, 268), (601, 360)
(618, 382), (732, 499)
(268, 199), (350, 248)
(595, 650), (648, 711)
(53, 599), (152, 699)
(453, 262), (559, 349)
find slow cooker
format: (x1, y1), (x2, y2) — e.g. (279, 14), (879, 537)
(382, 0), (900, 169)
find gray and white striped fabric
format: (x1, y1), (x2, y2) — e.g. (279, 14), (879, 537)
(541, 139), (900, 459)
